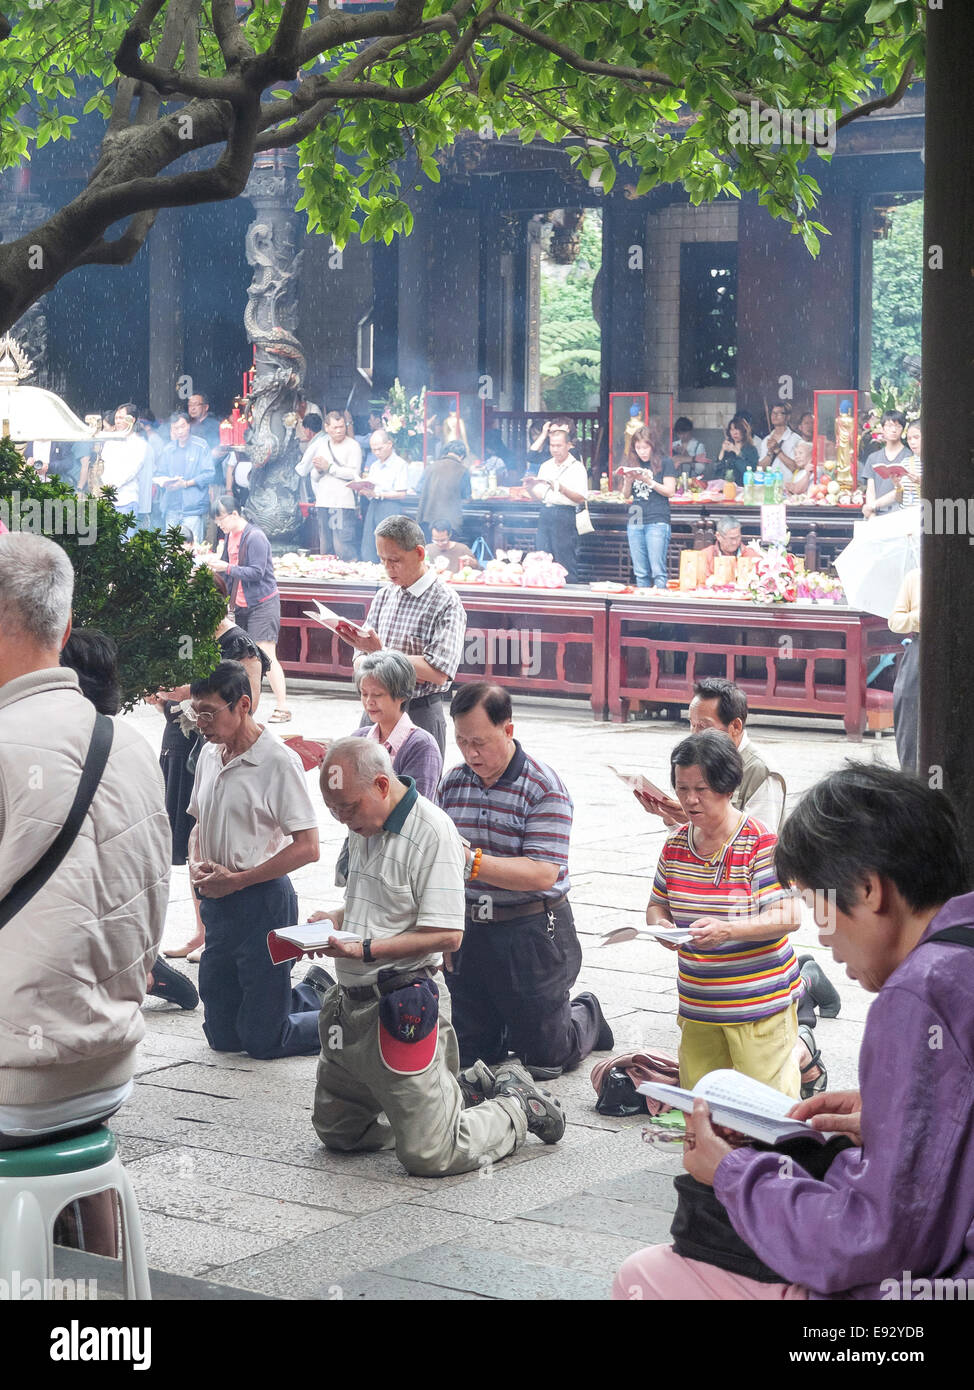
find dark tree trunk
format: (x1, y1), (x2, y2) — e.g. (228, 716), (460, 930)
(919, 2), (974, 847)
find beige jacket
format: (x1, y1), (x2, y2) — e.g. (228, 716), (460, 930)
(889, 567), (920, 635)
(0, 669), (171, 1105)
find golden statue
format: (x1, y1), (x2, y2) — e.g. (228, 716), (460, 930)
(442, 411), (469, 451)
(834, 403), (855, 491)
(623, 401), (645, 455)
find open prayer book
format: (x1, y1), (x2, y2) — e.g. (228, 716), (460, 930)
(303, 599), (367, 639)
(596, 924), (694, 947)
(637, 1069), (826, 1145)
(607, 764), (671, 803)
(267, 921), (359, 965)
(871, 461), (912, 481)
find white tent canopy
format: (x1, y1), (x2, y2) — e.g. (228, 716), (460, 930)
(0, 336), (93, 443)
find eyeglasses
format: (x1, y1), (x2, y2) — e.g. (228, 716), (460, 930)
(189, 701), (234, 726)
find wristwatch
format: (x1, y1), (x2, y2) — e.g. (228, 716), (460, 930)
(362, 938), (374, 963)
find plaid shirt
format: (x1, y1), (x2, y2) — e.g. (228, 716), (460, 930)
(437, 741), (573, 909)
(366, 570), (466, 699)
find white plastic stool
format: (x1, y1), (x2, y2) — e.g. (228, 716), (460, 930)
(0, 1125), (151, 1299)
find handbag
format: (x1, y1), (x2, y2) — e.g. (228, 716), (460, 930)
(0, 713), (114, 931)
(670, 1133), (854, 1282)
(595, 1066), (646, 1116)
(575, 504), (595, 537)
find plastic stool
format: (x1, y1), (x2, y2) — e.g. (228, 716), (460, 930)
(0, 1126), (150, 1299)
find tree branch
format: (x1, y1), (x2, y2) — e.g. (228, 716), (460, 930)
(836, 59), (916, 129)
(211, 0), (256, 70)
(288, 13), (491, 108)
(69, 209), (159, 268)
(753, 1), (839, 29)
(115, 0), (249, 105)
(490, 10), (677, 89)
(291, 0), (428, 68)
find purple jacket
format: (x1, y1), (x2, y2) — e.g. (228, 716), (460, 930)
(219, 522), (279, 607)
(351, 724), (443, 800)
(714, 891), (974, 1299)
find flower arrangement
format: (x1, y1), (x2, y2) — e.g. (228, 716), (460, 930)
(744, 543), (798, 604)
(796, 571), (847, 604)
(374, 378), (426, 459)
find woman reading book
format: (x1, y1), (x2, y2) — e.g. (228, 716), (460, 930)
(646, 731), (804, 1096)
(616, 764), (974, 1301)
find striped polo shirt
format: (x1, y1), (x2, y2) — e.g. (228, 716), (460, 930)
(437, 741), (572, 910)
(650, 815), (802, 1026)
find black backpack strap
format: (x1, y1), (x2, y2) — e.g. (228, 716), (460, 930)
(928, 926), (974, 948)
(0, 713), (114, 932)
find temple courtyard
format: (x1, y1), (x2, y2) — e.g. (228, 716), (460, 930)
(81, 690), (890, 1301)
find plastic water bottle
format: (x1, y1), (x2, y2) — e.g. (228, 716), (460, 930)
(753, 468), (766, 505)
(771, 468), (784, 505)
(742, 468), (754, 505)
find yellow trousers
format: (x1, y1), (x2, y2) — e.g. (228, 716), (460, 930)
(678, 1002), (800, 1098)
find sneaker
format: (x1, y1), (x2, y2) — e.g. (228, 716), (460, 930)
(494, 1062), (566, 1144)
(798, 1023), (828, 1101)
(573, 990), (615, 1051)
(146, 957), (199, 1011)
(304, 964), (337, 1004)
(457, 1061), (496, 1109)
(526, 1063), (563, 1081)
(798, 955), (841, 1018)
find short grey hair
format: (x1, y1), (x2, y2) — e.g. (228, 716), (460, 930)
(321, 736), (393, 789)
(715, 515), (743, 534)
(369, 429), (392, 448)
(375, 515), (425, 551)
(355, 649), (416, 707)
(0, 533), (74, 646)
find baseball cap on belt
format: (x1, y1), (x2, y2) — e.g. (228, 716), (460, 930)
(378, 977), (440, 1074)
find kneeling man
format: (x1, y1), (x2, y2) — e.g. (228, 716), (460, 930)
(306, 738), (565, 1176)
(189, 661), (322, 1058)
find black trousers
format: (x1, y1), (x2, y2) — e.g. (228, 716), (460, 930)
(536, 505), (579, 582)
(198, 877), (321, 1059)
(893, 637), (919, 774)
(448, 902), (600, 1071)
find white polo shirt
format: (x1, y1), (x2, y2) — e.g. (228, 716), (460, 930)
(188, 727), (318, 872)
(336, 779), (465, 986)
(538, 454), (588, 507)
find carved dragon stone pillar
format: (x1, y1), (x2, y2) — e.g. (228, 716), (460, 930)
(242, 151), (306, 543)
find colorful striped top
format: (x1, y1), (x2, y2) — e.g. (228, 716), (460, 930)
(650, 815), (802, 1025)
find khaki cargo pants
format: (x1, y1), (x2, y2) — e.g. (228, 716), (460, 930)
(312, 979), (527, 1177)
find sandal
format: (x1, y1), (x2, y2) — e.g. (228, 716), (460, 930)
(267, 708), (292, 723)
(798, 1023), (828, 1100)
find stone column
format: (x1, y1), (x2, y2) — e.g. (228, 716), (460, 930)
(242, 149), (306, 542)
(148, 209), (184, 419)
(524, 217), (543, 411)
(919, 2), (974, 840)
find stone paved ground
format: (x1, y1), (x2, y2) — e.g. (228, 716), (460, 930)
(115, 688), (897, 1300)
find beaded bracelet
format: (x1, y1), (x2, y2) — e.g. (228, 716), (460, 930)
(469, 847), (483, 881)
